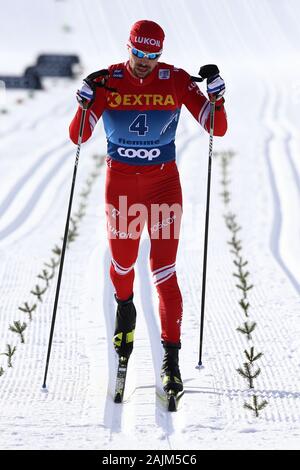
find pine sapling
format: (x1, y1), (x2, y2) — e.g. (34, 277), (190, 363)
(44, 258), (60, 270)
(227, 150), (236, 159)
(238, 298), (250, 317)
(80, 188), (90, 198)
(9, 321), (27, 343)
(244, 347), (263, 365)
(66, 225), (79, 244)
(37, 269), (54, 287)
(244, 395), (268, 417)
(220, 177), (230, 187)
(52, 245), (62, 257)
(78, 202), (87, 212)
(224, 213), (241, 233)
(90, 170), (100, 180)
(18, 302), (37, 321)
(234, 258), (248, 269)
(93, 154), (103, 169)
(228, 236), (243, 257)
(237, 362), (261, 388)
(220, 190), (231, 205)
(218, 150), (267, 412)
(235, 273), (253, 295)
(30, 284), (47, 302)
(0, 344), (16, 367)
(80, 181), (92, 198)
(73, 209), (85, 221)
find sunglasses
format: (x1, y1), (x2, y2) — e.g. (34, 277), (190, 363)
(130, 46), (161, 60)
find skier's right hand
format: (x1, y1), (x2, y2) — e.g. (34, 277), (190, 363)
(76, 80), (95, 109)
(76, 70), (111, 109)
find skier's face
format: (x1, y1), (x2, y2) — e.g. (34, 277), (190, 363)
(128, 48), (160, 78)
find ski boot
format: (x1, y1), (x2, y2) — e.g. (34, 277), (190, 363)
(161, 341), (183, 393)
(113, 293), (136, 359)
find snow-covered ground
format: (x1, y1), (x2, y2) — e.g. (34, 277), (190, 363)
(0, 0), (300, 450)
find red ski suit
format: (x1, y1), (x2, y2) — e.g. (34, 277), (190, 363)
(70, 61), (227, 344)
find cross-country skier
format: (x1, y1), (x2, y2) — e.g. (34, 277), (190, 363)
(69, 20), (227, 397)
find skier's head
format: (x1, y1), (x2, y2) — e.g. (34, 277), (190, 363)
(128, 20), (165, 53)
(127, 20), (165, 78)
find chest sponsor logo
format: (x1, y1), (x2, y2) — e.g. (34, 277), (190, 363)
(117, 147), (161, 161)
(107, 92), (175, 107)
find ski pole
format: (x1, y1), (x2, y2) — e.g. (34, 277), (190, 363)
(198, 99), (216, 366)
(42, 105), (87, 390)
(191, 65), (219, 366)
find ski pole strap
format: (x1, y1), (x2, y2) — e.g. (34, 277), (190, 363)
(190, 75), (204, 82)
(190, 64), (220, 82)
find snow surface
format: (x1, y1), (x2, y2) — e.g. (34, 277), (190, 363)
(0, 0), (300, 450)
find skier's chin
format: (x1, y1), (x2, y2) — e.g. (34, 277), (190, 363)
(134, 65), (150, 77)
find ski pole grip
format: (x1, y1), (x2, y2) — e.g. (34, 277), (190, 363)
(190, 64), (220, 82)
(199, 64), (219, 79)
(85, 69), (110, 86)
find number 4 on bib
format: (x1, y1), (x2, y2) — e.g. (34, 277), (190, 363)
(129, 114), (149, 136)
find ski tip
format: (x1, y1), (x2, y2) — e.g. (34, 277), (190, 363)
(114, 393), (122, 404)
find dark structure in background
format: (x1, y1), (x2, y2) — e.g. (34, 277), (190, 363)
(0, 54), (80, 90)
(0, 73), (43, 90)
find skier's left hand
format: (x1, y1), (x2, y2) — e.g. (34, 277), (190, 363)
(207, 74), (225, 102)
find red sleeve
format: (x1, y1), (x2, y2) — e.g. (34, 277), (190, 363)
(69, 86), (107, 144)
(175, 68), (227, 137)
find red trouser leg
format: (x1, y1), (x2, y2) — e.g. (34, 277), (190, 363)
(145, 164), (183, 344)
(105, 163), (145, 301)
(105, 160), (183, 343)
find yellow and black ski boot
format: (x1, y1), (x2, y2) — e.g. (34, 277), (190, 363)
(161, 341), (183, 393)
(113, 294), (136, 359)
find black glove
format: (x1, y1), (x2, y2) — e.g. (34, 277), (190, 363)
(199, 64), (226, 102)
(76, 69), (113, 109)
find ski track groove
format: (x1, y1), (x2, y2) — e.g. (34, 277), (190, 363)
(0, 140), (70, 217)
(0, 151), (109, 449)
(0, 148), (75, 240)
(0, 95), (74, 140)
(263, 84), (300, 294)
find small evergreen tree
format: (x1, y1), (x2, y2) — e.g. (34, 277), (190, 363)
(38, 269), (54, 287)
(244, 395), (268, 417)
(237, 363), (261, 389)
(30, 284), (47, 302)
(0, 344), (16, 367)
(236, 321), (256, 340)
(18, 302), (37, 321)
(9, 321), (27, 343)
